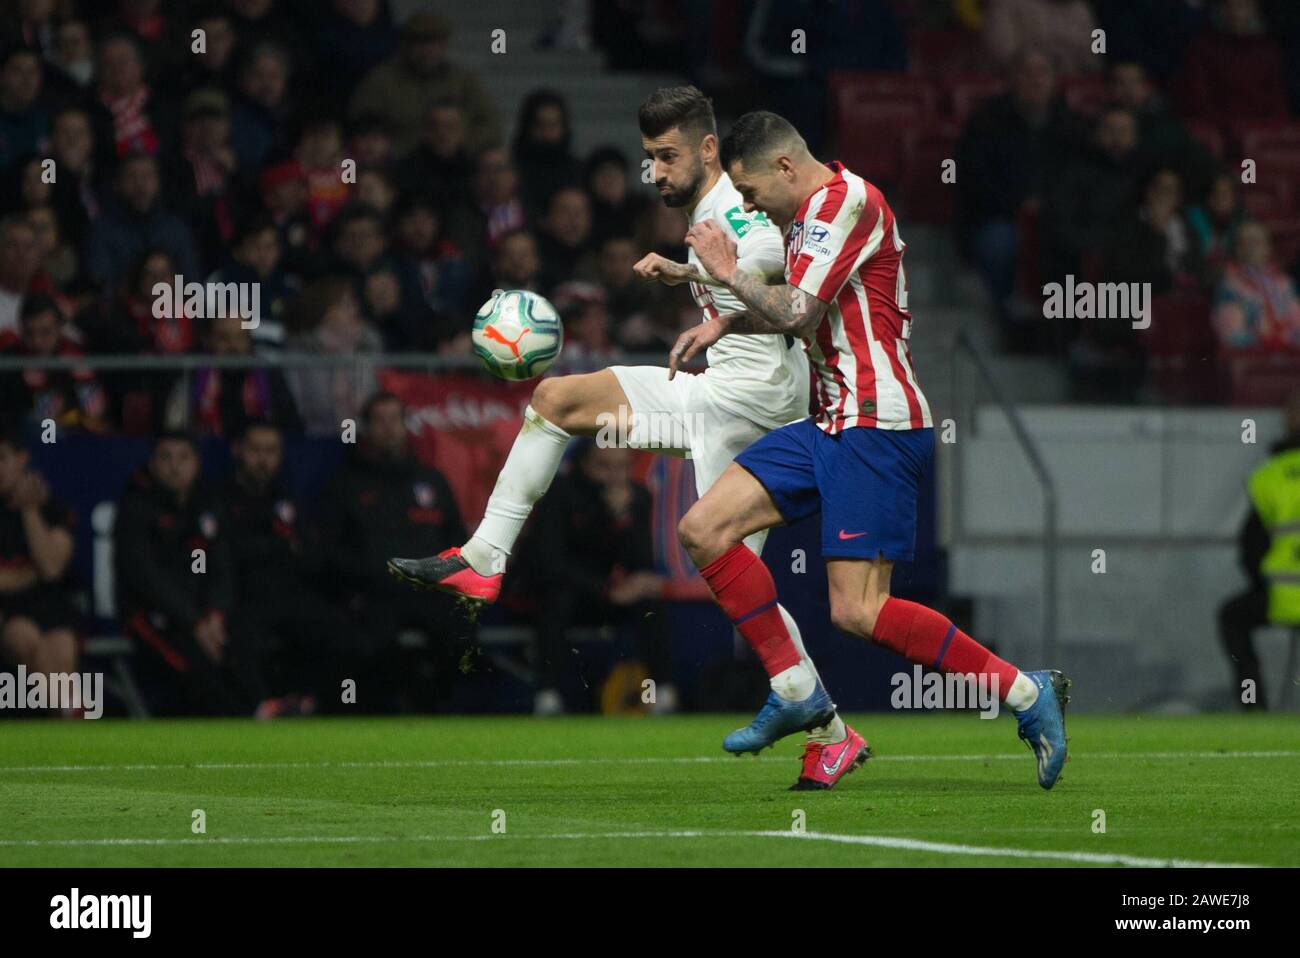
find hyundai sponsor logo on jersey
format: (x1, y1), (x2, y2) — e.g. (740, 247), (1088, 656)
(803, 223), (836, 260)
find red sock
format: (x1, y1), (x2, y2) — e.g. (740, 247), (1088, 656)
(699, 544), (801, 677)
(872, 597), (1019, 701)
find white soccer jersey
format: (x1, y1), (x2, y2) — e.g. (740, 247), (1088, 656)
(686, 173), (809, 430)
(785, 161), (931, 433)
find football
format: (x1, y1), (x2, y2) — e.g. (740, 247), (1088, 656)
(471, 289), (564, 381)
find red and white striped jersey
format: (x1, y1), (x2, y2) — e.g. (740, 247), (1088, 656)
(785, 161), (931, 433)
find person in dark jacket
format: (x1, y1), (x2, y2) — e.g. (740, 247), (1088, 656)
(316, 391), (471, 711)
(508, 441), (673, 716)
(113, 432), (264, 715)
(84, 152), (200, 288)
(218, 419), (349, 714)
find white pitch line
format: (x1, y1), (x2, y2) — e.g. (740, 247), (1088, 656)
(0, 750), (1296, 774)
(0, 829), (1260, 868)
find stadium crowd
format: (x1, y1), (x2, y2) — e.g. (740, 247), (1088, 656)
(1, 0), (1298, 716)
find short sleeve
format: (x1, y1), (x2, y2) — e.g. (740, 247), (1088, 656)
(788, 180), (881, 303)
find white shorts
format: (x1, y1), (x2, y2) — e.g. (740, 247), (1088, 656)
(609, 365), (794, 556)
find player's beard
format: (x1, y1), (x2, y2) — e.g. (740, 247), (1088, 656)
(660, 159), (704, 208)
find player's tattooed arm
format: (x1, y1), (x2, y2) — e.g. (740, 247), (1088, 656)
(685, 219), (826, 335)
(725, 271), (827, 337)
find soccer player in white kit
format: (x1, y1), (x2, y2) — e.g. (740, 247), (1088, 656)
(388, 87), (871, 790)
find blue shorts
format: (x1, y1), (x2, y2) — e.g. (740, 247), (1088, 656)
(735, 419), (934, 561)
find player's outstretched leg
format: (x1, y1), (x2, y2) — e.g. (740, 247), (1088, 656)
(678, 464), (835, 755)
(828, 560), (1070, 790)
(387, 372), (626, 603)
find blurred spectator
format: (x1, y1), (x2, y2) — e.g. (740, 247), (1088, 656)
(175, 5), (238, 95)
(229, 41), (293, 174)
(1104, 168), (1203, 292)
(584, 145), (650, 245)
(355, 166), (397, 219)
(536, 185), (595, 293)
(1218, 390), (1300, 710)
(228, 0), (312, 91)
(550, 280), (613, 372)
(9, 154), (52, 216)
(284, 275), (380, 435)
(218, 419), (346, 714)
(328, 203), (431, 349)
(509, 441), (673, 716)
(91, 33), (174, 160)
(313, 0), (398, 102)
(488, 228), (542, 295)
(210, 215), (300, 349)
(597, 234), (656, 337)
(114, 432), (265, 716)
(1177, 0), (1289, 123)
(955, 50), (1087, 343)
(394, 99), (473, 210)
(1108, 59), (1216, 200)
(26, 207), (76, 288)
(316, 391), (471, 712)
(0, 427), (79, 688)
(1212, 221), (1300, 350)
(0, 214), (40, 335)
(44, 16), (97, 98)
(983, 0), (1100, 74)
(1043, 106), (1142, 286)
(0, 47), (47, 173)
(257, 157), (314, 276)
(512, 89), (580, 220)
(294, 115), (350, 233)
(167, 88), (240, 264)
(470, 145), (526, 249)
(84, 152), (199, 288)
(0, 0), (59, 59)
(1187, 172), (1246, 279)
(0, 295), (107, 432)
(48, 105), (104, 242)
(393, 195), (474, 317)
(349, 10), (498, 156)
(165, 315), (301, 438)
(346, 111), (395, 169)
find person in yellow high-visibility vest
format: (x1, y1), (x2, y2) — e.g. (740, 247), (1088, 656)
(1219, 391), (1300, 711)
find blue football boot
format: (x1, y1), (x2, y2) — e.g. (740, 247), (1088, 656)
(724, 681), (837, 755)
(1013, 669), (1071, 789)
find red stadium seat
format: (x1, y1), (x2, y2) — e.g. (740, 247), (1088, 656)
(829, 72), (937, 188)
(946, 75), (1006, 122)
(899, 118), (960, 222)
(1060, 74), (1109, 116)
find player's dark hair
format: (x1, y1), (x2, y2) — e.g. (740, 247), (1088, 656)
(638, 86), (716, 143)
(720, 110), (800, 170)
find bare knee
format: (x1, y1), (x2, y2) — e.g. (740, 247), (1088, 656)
(677, 504), (736, 567)
(529, 376), (573, 428)
(829, 590), (890, 639)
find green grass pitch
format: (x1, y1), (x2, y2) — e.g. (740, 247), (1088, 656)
(0, 714), (1296, 867)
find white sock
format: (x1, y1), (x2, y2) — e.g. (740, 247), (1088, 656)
(463, 404), (570, 576)
(770, 661), (816, 701)
(1004, 671), (1039, 712)
(780, 605), (846, 743)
